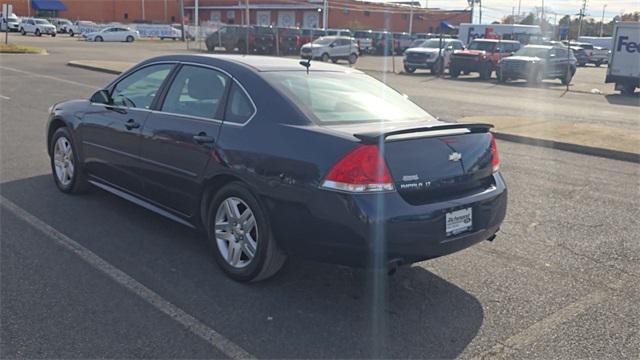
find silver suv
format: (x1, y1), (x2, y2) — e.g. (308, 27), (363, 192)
(300, 36), (359, 64)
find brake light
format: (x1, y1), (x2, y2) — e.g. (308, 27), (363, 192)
(322, 145), (395, 193)
(490, 133), (500, 172)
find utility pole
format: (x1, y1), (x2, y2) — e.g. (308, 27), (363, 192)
(141, 0), (145, 21)
(577, 0), (587, 39)
(512, 7), (515, 24)
(322, 0), (328, 30)
(195, 0), (199, 41)
(541, 0), (544, 27)
(517, 0), (521, 22)
(599, 4), (606, 37)
(178, 0), (185, 41)
(468, 0), (474, 24)
(479, 0), (482, 23)
(408, 5), (413, 34)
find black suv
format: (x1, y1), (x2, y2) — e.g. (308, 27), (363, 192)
(205, 26), (276, 54)
(496, 45), (577, 86)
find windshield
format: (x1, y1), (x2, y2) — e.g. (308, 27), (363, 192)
(312, 37), (334, 46)
(35, 19), (50, 24)
(263, 72), (434, 124)
(514, 47), (549, 58)
(419, 39), (447, 49)
(468, 41), (495, 51)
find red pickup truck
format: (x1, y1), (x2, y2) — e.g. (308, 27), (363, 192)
(449, 39), (521, 79)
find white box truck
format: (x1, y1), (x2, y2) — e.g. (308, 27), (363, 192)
(458, 24), (542, 45)
(605, 22), (640, 95)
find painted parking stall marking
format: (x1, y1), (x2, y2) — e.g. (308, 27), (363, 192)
(0, 195), (255, 360)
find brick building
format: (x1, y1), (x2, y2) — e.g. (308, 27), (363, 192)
(6, 0), (470, 33)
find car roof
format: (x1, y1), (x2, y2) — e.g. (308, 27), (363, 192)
(472, 39), (519, 43)
(148, 54), (364, 73)
(525, 45), (553, 49)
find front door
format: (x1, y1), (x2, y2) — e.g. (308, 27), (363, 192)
(139, 64), (228, 217)
(81, 63), (175, 195)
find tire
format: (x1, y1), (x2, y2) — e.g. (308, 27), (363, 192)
(69, 30), (74, 37)
(51, 33), (56, 37)
(560, 70), (573, 85)
(595, 61), (602, 67)
(620, 84), (636, 96)
(404, 65), (416, 74)
(207, 182), (287, 282)
(95, 36), (103, 42)
(126, 35), (134, 42)
(430, 58), (443, 75)
(348, 53), (358, 65)
(20, 28), (25, 35)
(463, 70), (471, 75)
(35, 29), (41, 37)
(479, 62), (492, 80)
(450, 66), (461, 78)
(331, 58), (338, 64)
(50, 127), (91, 194)
(527, 69), (543, 86)
(321, 53), (330, 62)
(496, 68), (507, 83)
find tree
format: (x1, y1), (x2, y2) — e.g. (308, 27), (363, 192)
(519, 12), (536, 25)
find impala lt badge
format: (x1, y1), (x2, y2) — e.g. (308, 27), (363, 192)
(449, 152), (462, 162)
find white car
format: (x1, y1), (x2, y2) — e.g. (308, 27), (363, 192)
(50, 18), (73, 33)
(300, 36), (359, 64)
(403, 38), (465, 74)
(69, 20), (97, 37)
(0, 13), (20, 32)
(19, 18), (56, 37)
(85, 26), (139, 42)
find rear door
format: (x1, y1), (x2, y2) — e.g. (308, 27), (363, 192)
(138, 64), (229, 217)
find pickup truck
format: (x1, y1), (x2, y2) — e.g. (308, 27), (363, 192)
(449, 39), (521, 79)
(605, 22), (640, 95)
(563, 41), (609, 66)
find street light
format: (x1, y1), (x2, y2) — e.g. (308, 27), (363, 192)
(600, 4), (607, 37)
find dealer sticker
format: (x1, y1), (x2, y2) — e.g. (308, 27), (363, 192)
(446, 208), (473, 236)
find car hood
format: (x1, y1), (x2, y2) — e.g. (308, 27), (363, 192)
(454, 49), (485, 56)
(501, 56), (542, 62)
(405, 47), (440, 54)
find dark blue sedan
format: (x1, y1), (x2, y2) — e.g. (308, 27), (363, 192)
(46, 54), (507, 281)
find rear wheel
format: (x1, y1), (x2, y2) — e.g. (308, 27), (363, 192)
(331, 58), (338, 64)
(348, 53), (358, 64)
(321, 53), (330, 62)
(595, 60), (602, 67)
(560, 69), (573, 85)
(50, 127), (91, 194)
(126, 35), (134, 42)
(69, 30), (74, 37)
(51, 33), (56, 37)
(95, 36), (103, 42)
(404, 65), (416, 74)
(20, 28), (26, 35)
(207, 182), (287, 282)
(479, 62), (492, 80)
(35, 29), (41, 37)
(449, 66), (461, 78)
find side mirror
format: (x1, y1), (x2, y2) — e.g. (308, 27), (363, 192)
(91, 89), (112, 105)
(329, 43), (335, 48)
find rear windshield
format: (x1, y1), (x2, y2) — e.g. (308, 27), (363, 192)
(263, 72), (434, 124)
(515, 47), (549, 58)
(468, 41), (495, 51)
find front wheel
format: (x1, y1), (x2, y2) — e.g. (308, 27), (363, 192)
(404, 65), (416, 74)
(20, 28), (26, 35)
(35, 29), (41, 37)
(595, 61), (602, 67)
(331, 58), (338, 64)
(51, 33), (56, 37)
(126, 35), (134, 42)
(321, 53), (330, 62)
(50, 127), (91, 194)
(496, 68), (507, 83)
(69, 30), (74, 37)
(95, 36), (103, 42)
(560, 69), (574, 85)
(207, 182), (287, 282)
(450, 66), (461, 78)
(348, 53), (358, 65)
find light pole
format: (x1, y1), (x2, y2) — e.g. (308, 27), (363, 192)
(142, 0), (145, 21)
(408, 5), (413, 34)
(599, 4), (607, 37)
(322, 0), (328, 30)
(195, 0), (199, 41)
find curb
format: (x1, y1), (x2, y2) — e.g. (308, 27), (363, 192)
(493, 132), (639, 164)
(67, 61), (123, 75)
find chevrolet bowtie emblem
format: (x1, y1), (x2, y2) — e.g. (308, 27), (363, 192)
(449, 152), (462, 162)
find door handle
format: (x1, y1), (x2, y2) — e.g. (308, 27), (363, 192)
(125, 119), (140, 130)
(193, 133), (215, 144)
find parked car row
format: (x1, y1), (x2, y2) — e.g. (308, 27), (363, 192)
(402, 38), (579, 86)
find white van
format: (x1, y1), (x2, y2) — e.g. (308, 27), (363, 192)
(605, 22), (640, 95)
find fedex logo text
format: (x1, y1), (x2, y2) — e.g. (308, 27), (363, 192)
(617, 36), (639, 53)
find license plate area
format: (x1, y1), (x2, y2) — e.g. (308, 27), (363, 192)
(446, 207), (473, 236)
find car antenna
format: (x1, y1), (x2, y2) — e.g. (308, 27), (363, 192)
(299, 58), (311, 74)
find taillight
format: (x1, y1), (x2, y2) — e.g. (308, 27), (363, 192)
(322, 145), (395, 193)
(490, 133), (500, 172)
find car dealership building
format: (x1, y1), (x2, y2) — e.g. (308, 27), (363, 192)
(7, 0), (470, 33)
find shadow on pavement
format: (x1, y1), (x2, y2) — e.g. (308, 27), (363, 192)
(604, 93), (640, 107)
(1, 174), (484, 359)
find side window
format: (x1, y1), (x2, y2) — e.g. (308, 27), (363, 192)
(162, 65), (229, 119)
(111, 64), (173, 109)
(224, 82), (255, 124)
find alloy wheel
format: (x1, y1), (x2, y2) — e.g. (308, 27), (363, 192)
(53, 137), (74, 187)
(215, 197), (258, 269)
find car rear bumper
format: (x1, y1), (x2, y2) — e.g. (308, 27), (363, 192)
(266, 173), (507, 267)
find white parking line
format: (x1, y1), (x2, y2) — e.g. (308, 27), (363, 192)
(0, 94), (10, 100)
(0, 66), (97, 89)
(0, 195), (255, 360)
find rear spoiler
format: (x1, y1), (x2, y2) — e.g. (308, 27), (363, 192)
(353, 123), (494, 144)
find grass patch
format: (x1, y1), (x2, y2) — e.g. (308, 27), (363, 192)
(0, 43), (44, 54)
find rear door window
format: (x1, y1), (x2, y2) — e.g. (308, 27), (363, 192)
(161, 65), (229, 119)
(224, 83), (255, 124)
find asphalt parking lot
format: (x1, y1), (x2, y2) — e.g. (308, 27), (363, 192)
(1, 34), (639, 359)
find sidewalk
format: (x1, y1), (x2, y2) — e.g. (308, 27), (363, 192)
(67, 59), (639, 163)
